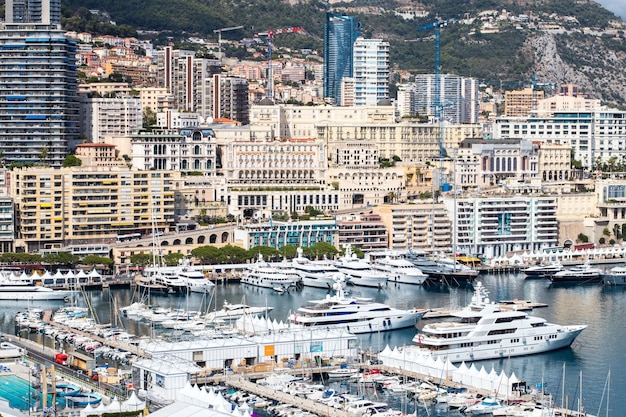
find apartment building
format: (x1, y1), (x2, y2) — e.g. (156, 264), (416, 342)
(10, 167), (178, 252)
(337, 214), (388, 251)
(444, 195), (559, 258)
(79, 95), (143, 142)
(504, 88), (543, 117)
(377, 203), (452, 253)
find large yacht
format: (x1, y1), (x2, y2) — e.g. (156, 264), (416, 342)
(371, 255), (428, 285)
(290, 248), (344, 289)
(523, 261), (564, 278)
(602, 265), (626, 286)
(334, 245), (388, 288)
(242, 254), (299, 289)
(409, 281), (586, 362)
(291, 274), (428, 334)
(549, 262), (603, 285)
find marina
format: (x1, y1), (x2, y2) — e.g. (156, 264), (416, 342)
(0, 268), (622, 416)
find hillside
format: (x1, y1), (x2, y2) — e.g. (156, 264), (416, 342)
(56, 0), (626, 104)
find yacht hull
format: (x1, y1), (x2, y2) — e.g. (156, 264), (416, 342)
(412, 325), (586, 363)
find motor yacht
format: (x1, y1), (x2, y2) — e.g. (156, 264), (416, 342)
(549, 262), (603, 285)
(291, 274), (428, 334)
(602, 265), (626, 286)
(524, 261), (564, 278)
(242, 253), (299, 289)
(204, 300), (273, 322)
(334, 245), (388, 288)
(371, 255), (428, 285)
(409, 281), (586, 362)
(291, 247), (344, 289)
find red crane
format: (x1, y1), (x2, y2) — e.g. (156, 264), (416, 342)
(254, 27), (304, 101)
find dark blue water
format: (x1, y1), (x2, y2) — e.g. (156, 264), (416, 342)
(0, 272), (620, 416)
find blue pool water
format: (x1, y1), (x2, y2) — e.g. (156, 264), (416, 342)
(0, 374), (34, 410)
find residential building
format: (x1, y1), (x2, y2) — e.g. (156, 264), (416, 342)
(493, 109), (626, 169)
(5, 0), (61, 25)
(79, 95), (143, 142)
(535, 94), (601, 116)
(411, 74), (480, 123)
(75, 143), (126, 167)
(377, 203), (452, 252)
(10, 167), (177, 252)
(0, 1), (80, 166)
(337, 213), (388, 251)
(446, 195), (559, 258)
(206, 74), (250, 124)
(324, 12), (360, 105)
(130, 128), (217, 175)
(138, 87), (175, 114)
(234, 219), (338, 249)
(353, 38), (389, 106)
(504, 87), (543, 117)
(326, 166), (405, 207)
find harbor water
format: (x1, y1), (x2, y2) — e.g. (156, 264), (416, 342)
(0, 271), (622, 416)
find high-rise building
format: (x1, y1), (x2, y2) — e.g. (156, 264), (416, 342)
(5, 0), (61, 25)
(0, 0), (79, 166)
(353, 38), (390, 106)
(412, 74), (479, 123)
(323, 13), (360, 105)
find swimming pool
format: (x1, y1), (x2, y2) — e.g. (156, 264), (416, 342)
(0, 374), (34, 410)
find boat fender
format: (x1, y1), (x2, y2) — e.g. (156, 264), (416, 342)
(416, 334), (423, 344)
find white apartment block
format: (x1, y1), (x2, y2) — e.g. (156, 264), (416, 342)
(535, 95), (601, 116)
(79, 95), (142, 142)
(444, 195), (559, 258)
(410, 74), (480, 123)
(493, 109), (626, 169)
(353, 38), (390, 106)
(332, 141), (379, 167)
(130, 128), (217, 175)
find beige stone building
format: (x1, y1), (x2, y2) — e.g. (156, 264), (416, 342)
(10, 167), (178, 252)
(504, 88), (543, 117)
(377, 203), (451, 252)
(536, 141), (572, 182)
(535, 94), (601, 116)
(75, 143), (127, 167)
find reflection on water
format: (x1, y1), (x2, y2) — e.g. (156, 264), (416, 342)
(0, 272), (621, 415)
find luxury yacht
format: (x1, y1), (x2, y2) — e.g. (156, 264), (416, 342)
(334, 245), (388, 288)
(409, 281), (586, 362)
(291, 274), (428, 334)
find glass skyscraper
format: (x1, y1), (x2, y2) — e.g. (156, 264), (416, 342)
(0, 0), (79, 166)
(323, 13), (360, 105)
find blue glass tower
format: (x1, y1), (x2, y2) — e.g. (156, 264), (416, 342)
(323, 13), (360, 105)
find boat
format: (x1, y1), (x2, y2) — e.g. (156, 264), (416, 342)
(344, 399), (390, 416)
(601, 265), (626, 286)
(371, 255), (428, 285)
(524, 261), (564, 278)
(462, 397), (504, 415)
(327, 366), (359, 380)
(241, 253), (299, 289)
(204, 300), (272, 322)
(0, 278), (75, 301)
(549, 262), (603, 285)
(428, 255), (479, 286)
(334, 244), (388, 288)
(175, 260), (216, 293)
(410, 281), (587, 362)
(291, 247), (344, 289)
(291, 274), (428, 334)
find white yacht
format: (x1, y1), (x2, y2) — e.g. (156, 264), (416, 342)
(549, 262), (603, 285)
(410, 281), (586, 362)
(291, 248), (344, 289)
(291, 274), (428, 334)
(175, 260), (216, 293)
(334, 245), (388, 288)
(0, 278), (74, 301)
(602, 265), (626, 286)
(204, 300), (273, 322)
(523, 261), (564, 278)
(242, 253), (299, 289)
(371, 255), (428, 285)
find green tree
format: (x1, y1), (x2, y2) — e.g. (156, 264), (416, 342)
(220, 244), (249, 263)
(279, 245), (299, 260)
(308, 242), (338, 260)
(577, 233), (589, 243)
(62, 155), (82, 167)
(44, 252), (80, 267)
(191, 246), (225, 264)
(163, 252), (185, 266)
(248, 246), (280, 262)
(130, 253), (152, 266)
(81, 255), (114, 267)
(603, 227), (611, 237)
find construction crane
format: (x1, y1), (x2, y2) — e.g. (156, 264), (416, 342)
(254, 26), (304, 100)
(213, 26), (244, 61)
(417, 19), (451, 194)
